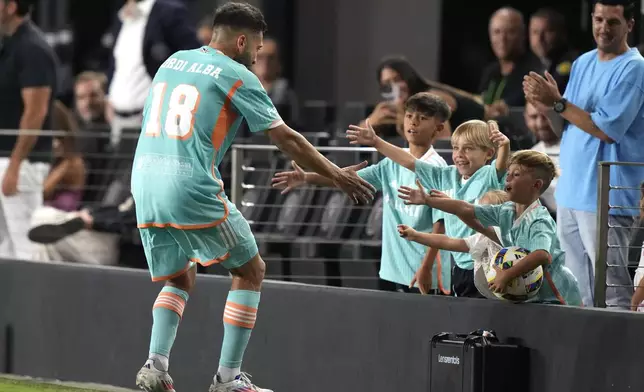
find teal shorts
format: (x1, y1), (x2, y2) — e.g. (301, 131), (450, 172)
(139, 210), (259, 281)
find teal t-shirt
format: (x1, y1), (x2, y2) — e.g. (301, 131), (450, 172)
(474, 200), (583, 306)
(131, 47), (283, 228)
(358, 148), (451, 290)
(414, 160), (507, 269)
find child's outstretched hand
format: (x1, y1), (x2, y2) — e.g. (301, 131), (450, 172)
(489, 121), (510, 148)
(397, 224), (417, 239)
(398, 179), (428, 205)
(346, 119), (378, 147)
(272, 161), (307, 194)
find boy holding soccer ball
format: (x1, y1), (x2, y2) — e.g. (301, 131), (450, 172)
(402, 150), (582, 305)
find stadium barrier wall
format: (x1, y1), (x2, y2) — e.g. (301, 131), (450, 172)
(1, 259), (644, 392)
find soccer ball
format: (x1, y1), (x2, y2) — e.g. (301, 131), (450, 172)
(485, 246), (543, 302)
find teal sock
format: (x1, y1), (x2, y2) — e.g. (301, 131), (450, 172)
(149, 286), (189, 362)
(219, 290), (261, 370)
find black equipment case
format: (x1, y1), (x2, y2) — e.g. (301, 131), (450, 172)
(429, 330), (529, 392)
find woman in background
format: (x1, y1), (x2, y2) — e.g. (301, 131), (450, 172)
(362, 56), (485, 140)
(43, 101), (86, 212)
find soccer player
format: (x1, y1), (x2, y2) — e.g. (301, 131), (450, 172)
(346, 119), (510, 297)
(272, 92), (452, 294)
(130, 3), (376, 392)
(414, 150), (582, 305)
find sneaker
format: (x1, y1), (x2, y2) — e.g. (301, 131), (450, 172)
(136, 364), (176, 392)
(208, 372), (272, 392)
(28, 216), (85, 244)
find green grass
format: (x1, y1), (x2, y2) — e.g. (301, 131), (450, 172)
(0, 377), (134, 392)
(0, 378), (99, 391)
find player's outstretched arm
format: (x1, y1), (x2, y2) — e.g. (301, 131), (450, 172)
(398, 224), (469, 253)
(267, 124), (376, 203)
(345, 120), (416, 172)
(271, 160), (369, 193)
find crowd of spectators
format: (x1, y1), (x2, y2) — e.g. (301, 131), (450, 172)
(0, 0), (643, 309)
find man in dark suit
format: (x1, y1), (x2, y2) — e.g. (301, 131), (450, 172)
(105, 0), (200, 148)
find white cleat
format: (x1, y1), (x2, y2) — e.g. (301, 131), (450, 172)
(209, 372), (272, 392)
(136, 364), (176, 392)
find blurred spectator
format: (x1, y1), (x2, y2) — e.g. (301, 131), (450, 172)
(479, 7), (544, 116)
(529, 8), (578, 93)
(197, 14), (213, 46)
(72, 71), (112, 205)
(29, 168), (133, 265)
(524, 0), (644, 308)
(45, 101), (86, 212)
(105, 0), (200, 147)
(0, 0), (58, 260)
(362, 56), (484, 139)
(524, 102), (560, 213)
(74, 71), (109, 128)
(251, 37), (299, 125)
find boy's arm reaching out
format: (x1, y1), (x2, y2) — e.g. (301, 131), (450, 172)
(346, 120), (416, 171)
(403, 229), (470, 253)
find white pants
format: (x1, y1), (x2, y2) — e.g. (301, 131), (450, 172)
(0, 158), (49, 260)
(30, 206), (120, 265)
(557, 207), (634, 308)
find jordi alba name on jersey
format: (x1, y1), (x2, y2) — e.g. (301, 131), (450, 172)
(131, 46), (283, 228)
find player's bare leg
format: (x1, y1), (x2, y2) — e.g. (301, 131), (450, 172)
(136, 266), (197, 392)
(210, 253), (272, 392)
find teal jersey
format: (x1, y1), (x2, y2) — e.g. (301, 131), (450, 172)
(358, 147), (450, 290)
(414, 160), (507, 269)
(131, 47), (283, 228)
(474, 200), (583, 306)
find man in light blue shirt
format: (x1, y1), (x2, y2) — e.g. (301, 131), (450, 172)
(524, 0), (644, 308)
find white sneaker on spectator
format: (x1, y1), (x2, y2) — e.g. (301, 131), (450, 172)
(209, 372), (272, 392)
(136, 362), (176, 392)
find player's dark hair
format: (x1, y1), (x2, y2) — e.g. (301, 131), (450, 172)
(376, 56), (430, 97)
(404, 92), (451, 123)
(594, 0), (636, 20)
(212, 2), (267, 34)
(9, 0), (36, 16)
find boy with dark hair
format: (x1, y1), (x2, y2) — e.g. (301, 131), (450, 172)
(273, 92), (453, 294)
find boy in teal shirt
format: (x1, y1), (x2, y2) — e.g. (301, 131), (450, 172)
(413, 150), (582, 305)
(273, 92), (451, 293)
(347, 118), (510, 297)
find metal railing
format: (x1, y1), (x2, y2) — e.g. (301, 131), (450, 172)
(594, 161), (644, 308)
(229, 143), (453, 286)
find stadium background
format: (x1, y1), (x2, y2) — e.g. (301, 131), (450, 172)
(2, 0), (644, 391)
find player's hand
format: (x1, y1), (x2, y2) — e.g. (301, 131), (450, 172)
(346, 119), (379, 147)
(489, 121), (509, 147)
(2, 166), (19, 196)
(367, 102), (398, 126)
(332, 169), (376, 205)
(410, 262), (433, 295)
(397, 224), (417, 240)
(271, 161), (307, 194)
(488, 265), (511, 293)
(398, 179), (428, 205)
